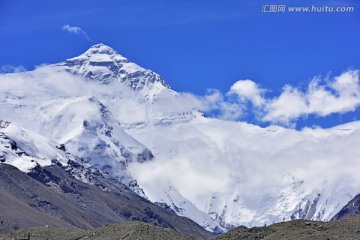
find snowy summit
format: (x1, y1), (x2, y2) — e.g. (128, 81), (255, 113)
(54, 43), (170, 91)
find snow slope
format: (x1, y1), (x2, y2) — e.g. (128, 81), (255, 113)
(1, 44), (360, 232)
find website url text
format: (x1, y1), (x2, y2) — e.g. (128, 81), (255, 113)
(261, 5), (355, 13)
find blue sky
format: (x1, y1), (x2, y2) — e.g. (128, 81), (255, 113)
(1, 0), (360, 128)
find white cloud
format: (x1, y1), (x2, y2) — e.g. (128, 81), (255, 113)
(262, 85), (308, 124)
(263, 70), (360, 124)
(228, 79), (265, 106)
(307, 70), (360, 116)
(62, 24), (90, 41)
(189, 70), (360, 126)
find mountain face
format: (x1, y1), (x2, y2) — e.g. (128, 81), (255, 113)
(1, 44), (360, 233)
(0, 163), (213, 239)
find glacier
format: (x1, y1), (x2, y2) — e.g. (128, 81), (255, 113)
(1, 43), (360, 232)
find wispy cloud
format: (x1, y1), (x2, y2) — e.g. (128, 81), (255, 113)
(197, 89), (244, 121)
(0, 65), (26, 73)
(61, 24), (90, 41)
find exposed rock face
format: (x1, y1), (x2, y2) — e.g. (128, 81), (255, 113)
(332, 194), (360, 220)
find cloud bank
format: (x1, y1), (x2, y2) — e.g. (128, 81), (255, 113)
(1, 61), (359, 128)
(62, 24), (90, 41)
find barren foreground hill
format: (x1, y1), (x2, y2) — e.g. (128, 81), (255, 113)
(0, 221), (199, 240)
(214, 215), (360, 240)
(2, 215), (360, 240)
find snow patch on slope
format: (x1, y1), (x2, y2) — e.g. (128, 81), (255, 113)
(0, 120), (68, 172)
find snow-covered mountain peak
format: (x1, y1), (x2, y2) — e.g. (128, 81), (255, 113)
(86, 43), (117, 55)
(53, 44), (170, 92)
(74, 43), (128, 63)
